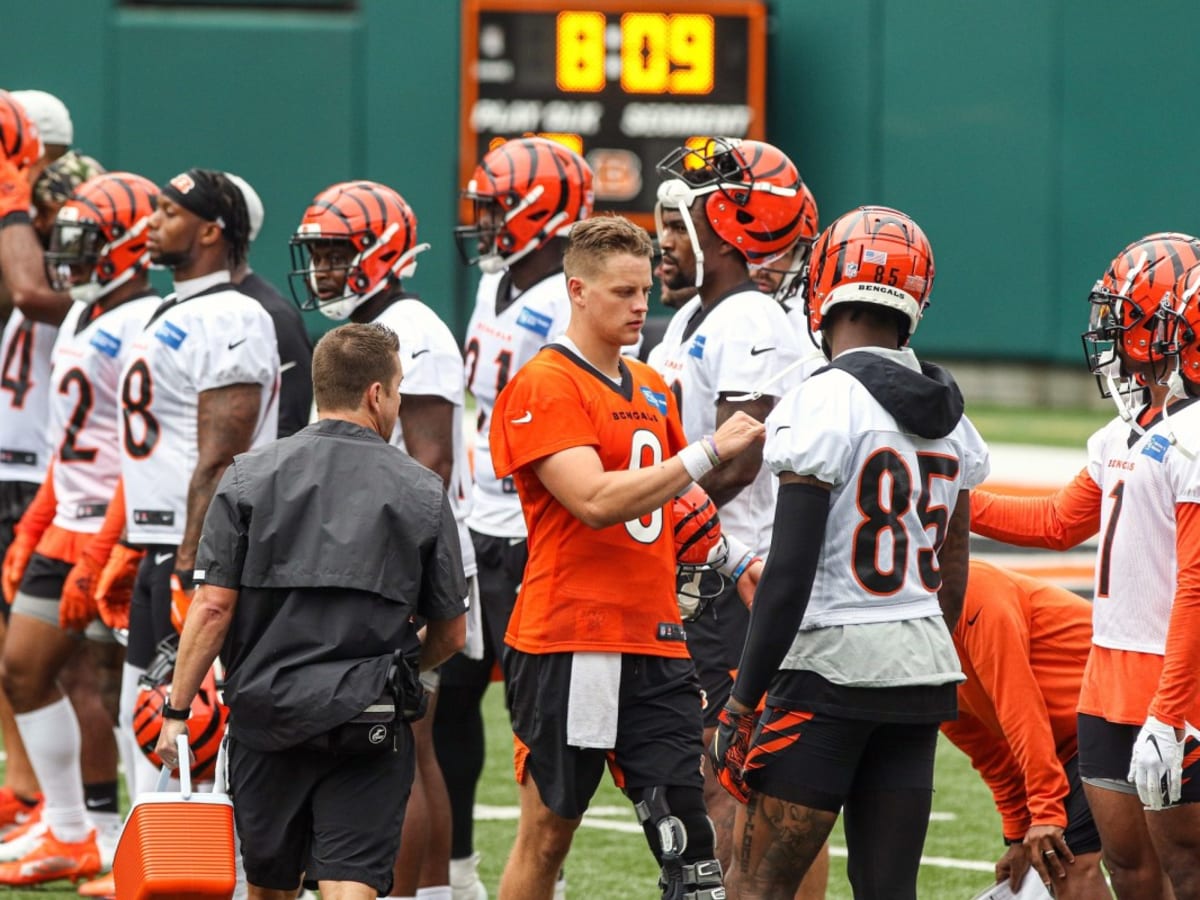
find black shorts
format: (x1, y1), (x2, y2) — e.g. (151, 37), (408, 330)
(684, 576), (749, 729)
(1077, 712), (1200, 804)
(743, 705), (939, 813)
(0, 480), (38, 560)
(1059, 754), (1102, 855)
(127, 546), (176, 669)
(16, 551), (70, 600)
(227, 731), (415, 894)
(439, 531), (525, 689)
(507, 650), (705, 819)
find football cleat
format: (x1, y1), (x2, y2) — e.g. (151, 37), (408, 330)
(0, 819), (47, 862)
(0, 827), (101, 885)
(76, 871), (115, 898)
(0, 787), (42, 838)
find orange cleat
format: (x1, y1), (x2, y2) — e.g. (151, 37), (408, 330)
(77, 870), (116, 898)
(0, 827), (101, 885)
(0, 787), (42, 838)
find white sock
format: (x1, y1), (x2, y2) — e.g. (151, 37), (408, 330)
(416, 888), (452, 900)
(15, 696), (88, 842)
(119, 663), (160, 799)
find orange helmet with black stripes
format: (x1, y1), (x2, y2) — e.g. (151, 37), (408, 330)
(672, 483), (729, 622)
(46, 172), (157, 298)
(0, 90), (42, 171)
(289, 180), (429, 320)
(134, 667), (227, 782)
(1154, 262), (1200, 388)
(455, 137), (594, 274)
(805, 205), (935, 339)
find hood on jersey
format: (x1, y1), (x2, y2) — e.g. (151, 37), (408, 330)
(824, 352), (964, 439)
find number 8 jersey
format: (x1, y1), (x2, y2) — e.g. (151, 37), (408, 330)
(764, 348), (990, 627)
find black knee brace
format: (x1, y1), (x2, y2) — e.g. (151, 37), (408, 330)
(630, 785), (725, 900)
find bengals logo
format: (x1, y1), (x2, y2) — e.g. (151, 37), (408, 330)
(169, 173), (195, 194)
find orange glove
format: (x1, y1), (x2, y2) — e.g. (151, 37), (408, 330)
(169, 572), (195, 634)
(2, 467), (57, 604)
(63, 481), (128, 631)
(0, 157), (32, 220)
(1, 531), (37, 606)
(94, 543), (144, 631)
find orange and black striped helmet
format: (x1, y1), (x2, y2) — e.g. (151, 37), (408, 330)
(289, 180), (429, 320)
(656, 138), (815, 270)
(455, 137), (594, 273)
(805, 206), (935, 338)
(46, 172), (157, 297)
(673, 482), (729, 623)
(1154, 262), (1200, 388)
(134, 667), (228, 783)
(0, 90), (42, 171)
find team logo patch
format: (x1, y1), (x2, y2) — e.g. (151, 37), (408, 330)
(154, 320), (187, 350)
(169, 173), (195, 194)
(689, 334), (706, 359)
(516, 307), (553, 338)
(89, 329), (121, 358)
(640, 386), (668, 415)
(1142, 434), (1171, 462)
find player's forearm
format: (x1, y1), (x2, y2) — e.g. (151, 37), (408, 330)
(969, 470), (1101, 550)
(699, 445), (760, 507)
(936, 494), (971, 630)
(168, 585), (236, 711)
(0, 223), (71, 325)
(419, 615), (466, 672)
(1149, 502), (1200, 727)
(178, 463), (227, 572)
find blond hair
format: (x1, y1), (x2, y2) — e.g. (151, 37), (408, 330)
(563, 215), (653, 280)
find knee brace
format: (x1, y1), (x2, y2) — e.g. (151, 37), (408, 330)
(631, 785), (725, 900)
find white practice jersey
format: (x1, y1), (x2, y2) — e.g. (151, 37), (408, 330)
(764, 352), (990, 628)
(373, 296), (476, 578)
(121, 285), (279, 545)
(48, 295), (160, 532)
(1085, 403), (1200, 654)
(648, 287), (803, 554)
(463, 270), (571, 538)
(0, 310), (57, 483)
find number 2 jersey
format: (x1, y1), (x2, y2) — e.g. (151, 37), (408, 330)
(0, 310), (57, 484)
(48, 293), (161, 533)
(490, 343), (689, 657)
(120, 280), (279, 546)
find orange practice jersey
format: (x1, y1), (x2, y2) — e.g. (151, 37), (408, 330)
(491, 344), (689, 657)
(941, 560), (1091, 840)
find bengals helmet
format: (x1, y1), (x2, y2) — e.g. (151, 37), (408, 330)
(1154, 262), (1200, 389)
(656, 138), (814, 288)
(134, 667), (227, 782)
(804, 206), (935, 341)
(289, 180), (429, 321)
(455, 137), (594, 274)
(673, 483), (729, 622)
(45, 172), (157, 298)
(1082, 233), (1200, 404)
(0, 91), (43, 171)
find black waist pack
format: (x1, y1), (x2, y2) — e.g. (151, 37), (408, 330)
(303, 652), (426, 755)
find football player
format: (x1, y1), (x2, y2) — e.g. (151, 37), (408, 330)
(714, 206), (989, 898)
(972, 233), (1200, 899)
(0, 172), (163, 885)
(648, 137), (805, 868)
(291, 179), (472, 900)
(942, 560), (1108, 898)
(437, 136), (593, 900)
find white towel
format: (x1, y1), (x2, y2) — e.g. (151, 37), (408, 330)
(462, 575), (484, 661)
(566, 652), (622, 749)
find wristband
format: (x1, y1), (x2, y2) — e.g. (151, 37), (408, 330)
(162, 702), (190, 721)
(678, 441), (716, 482)
(172, 568), (195, 591)
(731, 552), (761, 582)
(0, 210), (31, 230)
(702, 435), (721, 466)
(1003, 836), (1022, 846)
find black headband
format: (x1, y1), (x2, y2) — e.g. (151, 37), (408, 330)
(160, 169), (226, 227)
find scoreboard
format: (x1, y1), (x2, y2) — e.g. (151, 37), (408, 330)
(459, 0), (767, 227)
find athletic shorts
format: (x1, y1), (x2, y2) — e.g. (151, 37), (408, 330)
(684, 575), (749, 729)
(0, 480), (38, 562)
(127, 545), (176, 669)
(227, 730), (414, 894)
(12, 552), (115, 642)
(507, 650), (705, 820)
(1059, 754), (1102, 855)
(439, 531), (525, 689)
(1077, 712), (1200, 804)
(743, 705), (939, 813)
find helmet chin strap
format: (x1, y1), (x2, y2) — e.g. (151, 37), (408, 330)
(1161, 367), (1196, 460)
(1105, 371), (1143, 433)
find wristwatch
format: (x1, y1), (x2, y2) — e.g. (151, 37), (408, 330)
(162, 702), (191, 721)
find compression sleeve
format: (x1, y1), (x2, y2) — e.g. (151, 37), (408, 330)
(969, 468), (1102, 550)
(730, 482), (829, 708)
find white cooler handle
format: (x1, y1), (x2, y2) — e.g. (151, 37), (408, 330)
(154, 732), (194, 799)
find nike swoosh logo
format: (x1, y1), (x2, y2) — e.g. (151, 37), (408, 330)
(228, 338), (247, 349)
(1148, 734), (1164, 762)
(411, 349), (430, 358)
(966, 610), (981, 626)
(749, 346), (775, 356)
(773, 425), (791, 435)
(84, 798), (108, 809)
(155, 552), (173, 566)
(511, 411), (533, 424)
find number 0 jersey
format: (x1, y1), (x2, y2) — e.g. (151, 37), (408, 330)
(0, 310), (57, 483)
(491, 344), (689, 657)
(120, 282), (280, 546)
(463, 270), (571, 538)
(48, 294), (160, 532)
(764, 348), (990, 629)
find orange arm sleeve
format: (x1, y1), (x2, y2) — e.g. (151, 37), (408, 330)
(14, 461), (57, 542)
(1149, 502), (1200, 728)
(970, 468), (1102, 550)
(942, 709), (1032, 841)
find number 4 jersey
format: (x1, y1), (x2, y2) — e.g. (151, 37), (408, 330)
(764, 347), (990, 628)
(0, 310), (57, 484)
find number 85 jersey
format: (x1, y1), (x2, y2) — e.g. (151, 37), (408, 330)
(763, 349), (990, 628)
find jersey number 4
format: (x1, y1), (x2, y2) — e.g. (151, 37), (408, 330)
(854, 448), (959, 595)
(0, 321), (35, 409)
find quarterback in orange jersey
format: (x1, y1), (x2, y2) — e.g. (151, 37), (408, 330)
(972, 233), (1200, 900)
(490, 216), (764, 900)
(942, 561), (1108, 898)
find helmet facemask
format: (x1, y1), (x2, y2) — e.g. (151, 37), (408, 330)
(46, 205), (152, 303)
(290, 226), (429, 321)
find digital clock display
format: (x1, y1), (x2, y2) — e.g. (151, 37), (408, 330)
(460, 0), (767, 225)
